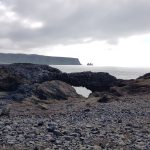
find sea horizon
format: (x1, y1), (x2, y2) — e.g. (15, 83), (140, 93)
(51, 65), (150, 80)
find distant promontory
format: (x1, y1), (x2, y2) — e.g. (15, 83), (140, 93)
(0, 53), (81, 65)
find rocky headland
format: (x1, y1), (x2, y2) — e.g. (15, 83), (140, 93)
(0, 63), (150, 150)
(0, 53), (81, 65)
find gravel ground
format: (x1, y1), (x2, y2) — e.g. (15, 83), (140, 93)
(0, 95), (150, 150)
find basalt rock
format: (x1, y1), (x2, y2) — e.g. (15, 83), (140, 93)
(138, 73), (150, 79)
(35, 80), (81, 100)
(58, 72), (117, 92)
(0, 64), (117, 93)
(0, 63), (61, 92)
(1, 63), (150, 101)
(123, 79), (150, 94)
(110, 77), (150, 95)
(0, 106), (10, 117)
(8, 80), (81, 101)
(89, 91), (119, 102)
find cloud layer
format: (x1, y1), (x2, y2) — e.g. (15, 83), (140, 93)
(0, 0), (150, 51)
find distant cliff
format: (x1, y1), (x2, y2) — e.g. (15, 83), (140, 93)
(0, 53), (81, 65)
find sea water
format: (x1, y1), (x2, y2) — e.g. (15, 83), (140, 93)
(51, 65), (150, 97)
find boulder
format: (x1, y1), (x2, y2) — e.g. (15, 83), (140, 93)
(36, 80), (81, 100)
(97, 94), (110, 103)
(89, 91), (119, 103)
(97, 93), (119, 103)
(110, 86), (124, 96)
(0, 106), (10, 117)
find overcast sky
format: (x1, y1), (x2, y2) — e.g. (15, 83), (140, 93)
(0, 0), (150, 67)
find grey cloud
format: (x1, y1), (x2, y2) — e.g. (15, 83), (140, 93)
(1, 0), (150, 51)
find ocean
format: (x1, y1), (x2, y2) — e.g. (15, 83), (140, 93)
(51, 65), (150, 97)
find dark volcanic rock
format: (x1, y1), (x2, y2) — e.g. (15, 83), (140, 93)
(0, 63), (63, 101)
(113, 73), (150, 95)
(110, 86), (125, 96)
(36, 80), (81, 100)
(59, 71), (117, 92)
(109, 77), (150, 95)
(97, 94), (118, 103)
(138, 73), (150, 79)
(0, 71), (24, 91)
(0, 64), (118, 101)
(89, 92), (119, 103)
(123, 82), (150, 94)
(129, 73), (150, 94)
(0, 63), (61, 91)
(8, 80), (81, 101)
(0, 106), (10, 117)
(7, 84), (36, 101)
(1, 63), (150, 101)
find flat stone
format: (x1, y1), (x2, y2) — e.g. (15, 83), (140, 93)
(85, 124), (92, 128)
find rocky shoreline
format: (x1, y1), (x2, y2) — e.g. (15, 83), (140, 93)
(0, 63), (150, 150)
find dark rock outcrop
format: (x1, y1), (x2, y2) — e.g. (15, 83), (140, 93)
(36, 80), (81, 100)
(8, 80), (82, 101)
(109, 76), (150, 95)
(89, 92), (119, 103)
(58, 72), (117, 92)
(0, 63), (150, 101)
(97, 95), (110, 103)
(0, 106), (10, 117)
(123, 80), (150, 94)
(0, 63), (61, 91)
(138, 73), (150, 79)
(0, 64), (117, 93)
